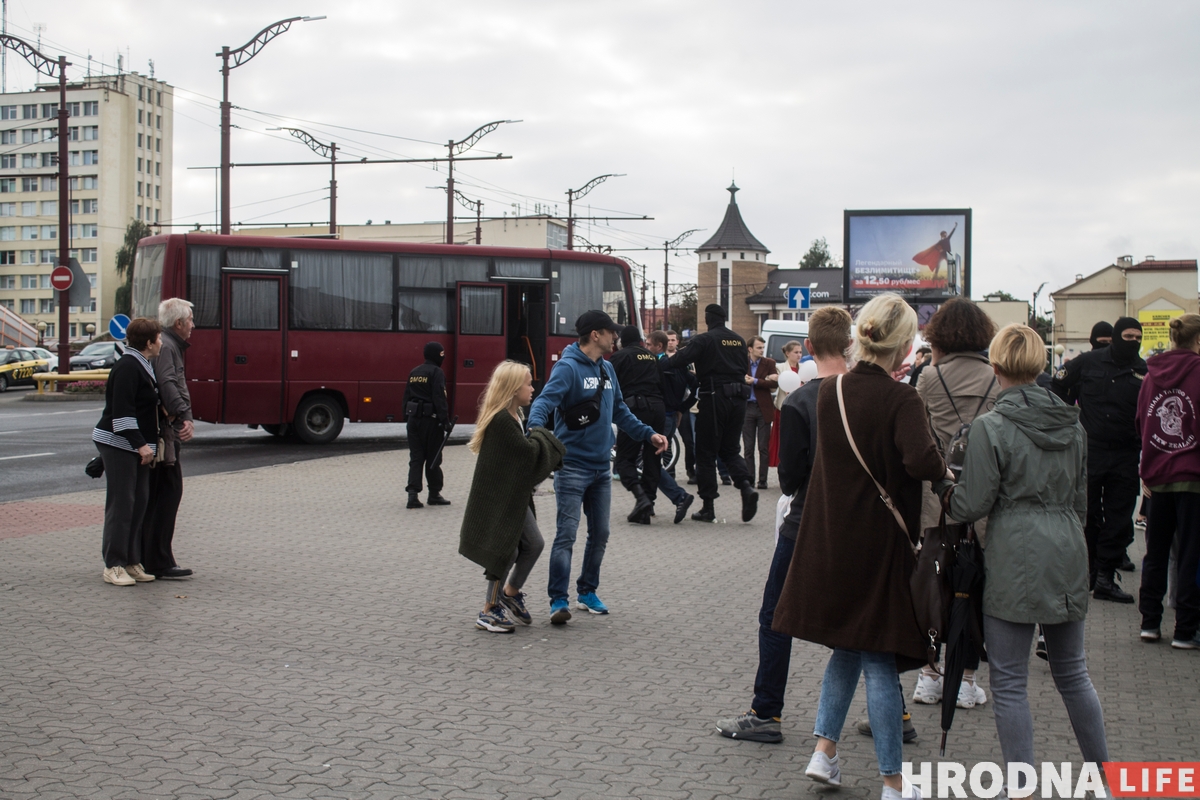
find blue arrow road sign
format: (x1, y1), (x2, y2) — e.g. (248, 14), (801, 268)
(109, 314), (131, 341)
(787, 287), (811, 310)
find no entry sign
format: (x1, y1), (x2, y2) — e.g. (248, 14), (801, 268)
(50, 265), (74, 291)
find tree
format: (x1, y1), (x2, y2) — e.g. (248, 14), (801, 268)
(799, 237), (839, 270)
(669, 286), (697, 334)
(114, 220), (153, 316)
(984, 290), (1020, 302)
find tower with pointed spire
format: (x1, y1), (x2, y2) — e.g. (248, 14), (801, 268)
(696, 182), (770, 338)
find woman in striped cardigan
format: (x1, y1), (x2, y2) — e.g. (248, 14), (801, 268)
(92, 317), (163, 587)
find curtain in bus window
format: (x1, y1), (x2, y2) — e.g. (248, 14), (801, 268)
(602, 264), (629, 326)
(552, 263), (603, 334)
(290, 250), (392, 330)
(230, 279), (278, 330)
(398, 291), (448, 332)
(494, 259), (545, 280)
(443, 258), (488, 286)
(225, 248), (285, 269)
(459, 286), (502, 335)
(188, 246), (221, 327)
(399, 257), (441, 288)
(131, 244), (165, 318)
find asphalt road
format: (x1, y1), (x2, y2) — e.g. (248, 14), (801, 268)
(0, 387), (440, 502)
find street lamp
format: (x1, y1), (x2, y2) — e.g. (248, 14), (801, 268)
(0, 34), (70, 375)
(444, 120), (519, 244)
(217, 15), (326, 235)
(85, 323), (95, 340)
(36, 320), (47, 348)
(663, 229), (701, 331)
(452, 190), (484, 245)
(565, 174), (623, 250)
(268, 126), (337, 234)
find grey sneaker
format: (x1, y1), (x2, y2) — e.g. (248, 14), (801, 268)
(715, 711), (782, 743)
(805, 751), (841, 787)
(1171, 633), (1200, 650)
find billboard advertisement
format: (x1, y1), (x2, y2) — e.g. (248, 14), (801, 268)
(844, 209), (972, 303)
(1138, 309), (1184, 359)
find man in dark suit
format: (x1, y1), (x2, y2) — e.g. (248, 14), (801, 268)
(743, 335), (777, 489)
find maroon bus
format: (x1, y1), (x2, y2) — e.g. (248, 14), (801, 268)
(130, 233), (637, 443)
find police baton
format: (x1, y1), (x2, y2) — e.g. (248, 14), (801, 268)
(431, 415), (459, 463)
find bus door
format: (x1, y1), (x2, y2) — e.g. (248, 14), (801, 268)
(506, 283), (547, 394)
(453, 282), (505, 420)
(223, 274), (286, 424)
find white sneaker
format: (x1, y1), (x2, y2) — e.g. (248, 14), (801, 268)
(125, 564), (156, 582)
(912, 672), (943, 704)
(805, 751), (842, 787)
(103, 566), (136, 586)
(882, 782), (923, 800)
(956, 678), (987, 709)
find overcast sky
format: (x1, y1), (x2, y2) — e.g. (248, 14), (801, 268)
(9, 1), (1199, 313)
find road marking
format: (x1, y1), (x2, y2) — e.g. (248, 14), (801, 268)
(0, 452), (55, 461)
(0, 408), (97, 419)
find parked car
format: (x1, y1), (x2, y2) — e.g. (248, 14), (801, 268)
(29, 346), (58, 372)
(0, 347), (49, 392)
(70, 341), (125, 370)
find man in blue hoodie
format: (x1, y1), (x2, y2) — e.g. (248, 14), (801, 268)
(528, 310), (668, 624)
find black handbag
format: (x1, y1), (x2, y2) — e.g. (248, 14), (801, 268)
(560, 366), (607, 431)
(85, 456), (104, 478)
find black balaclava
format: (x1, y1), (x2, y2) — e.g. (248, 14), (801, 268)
(704, 303), (727, 330)
(619, 325), (643, 349)
(1109, 317), (1142, 363)
(1089, 321), (1113, 350)
(423, 341), (445, 367)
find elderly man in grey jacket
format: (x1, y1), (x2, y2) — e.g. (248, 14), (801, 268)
(140, 297), (195, 579)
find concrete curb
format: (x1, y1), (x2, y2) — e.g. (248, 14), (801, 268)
(21, 392), (105, 402)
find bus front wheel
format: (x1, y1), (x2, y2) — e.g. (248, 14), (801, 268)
(293, 394), (344, 445)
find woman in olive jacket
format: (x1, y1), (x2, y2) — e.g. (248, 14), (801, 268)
(941, 324), (1108, 791)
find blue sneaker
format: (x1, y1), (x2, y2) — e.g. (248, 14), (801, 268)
(499, 591), (532, 625)
(550, 598), (572, 625)
(575, 592), (609, 615)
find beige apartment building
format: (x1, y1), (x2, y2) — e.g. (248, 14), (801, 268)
(0, 72), (173, 343)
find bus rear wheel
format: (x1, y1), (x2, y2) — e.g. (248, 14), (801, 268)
(293, 394), (344, 445)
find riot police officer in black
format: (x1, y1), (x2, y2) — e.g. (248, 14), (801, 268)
(611, 326), (666, 524)
(1051, 317), (1147, 602)
(404, 342), (452, 509)
(666, 304), (758, 522)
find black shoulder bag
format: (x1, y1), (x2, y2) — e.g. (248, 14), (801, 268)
(560, 364), (607, 431)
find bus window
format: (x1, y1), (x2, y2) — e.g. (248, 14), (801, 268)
(226, 247), (285, 269)
(459, 286), (503, 335)
(188, 245), (221, 327)
(494, 259), (545, 280)
(443, 257), (488, 285)
(399, 256), (443, 288)
(131, 243), (164, 318)
(290, 250), (392, 330)
(602, 263), (629, 326)
(230, 279), (279, 330)
(398, 292), (449, 332)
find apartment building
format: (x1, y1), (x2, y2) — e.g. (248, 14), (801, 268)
(0, 72), (173, 343)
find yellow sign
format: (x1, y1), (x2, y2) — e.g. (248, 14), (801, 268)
(1138, 309), (1184, 358)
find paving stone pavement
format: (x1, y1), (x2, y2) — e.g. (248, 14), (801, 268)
(1, 446), (1197, 800)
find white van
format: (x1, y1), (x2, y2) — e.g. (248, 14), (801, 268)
(760, 319), (808, 363)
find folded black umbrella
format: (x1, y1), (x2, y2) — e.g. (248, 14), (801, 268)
(939, 527), (987, 757)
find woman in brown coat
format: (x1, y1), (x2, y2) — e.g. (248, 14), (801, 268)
(773, 293), (949, 800)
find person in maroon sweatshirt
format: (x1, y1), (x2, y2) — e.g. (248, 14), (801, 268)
(1136, 313), (1200, 650)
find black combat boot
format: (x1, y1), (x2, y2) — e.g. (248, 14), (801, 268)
(407, 493), (424, 509)
(740, 482), (759, 522)
(691, 499), (716, 523)
(1093, 570), (1134, 603)
(427, 492), (451, 506)
(673, 493), (694, 524)
(627, 486), (653, 522)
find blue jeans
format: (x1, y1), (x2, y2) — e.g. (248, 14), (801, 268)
(814, 649), (903, 776)
(549, 463), (612, 606)
(751, 533), (795, 718)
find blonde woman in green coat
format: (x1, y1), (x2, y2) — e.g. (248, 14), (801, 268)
(939, 325), (1108, 794)
(459, 361), (565, 633)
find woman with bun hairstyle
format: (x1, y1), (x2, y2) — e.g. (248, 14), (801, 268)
(773, 293), (949, 800)
(459, 361), (565, 633)
(1136, 313), (1200, 649)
